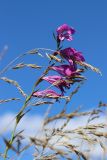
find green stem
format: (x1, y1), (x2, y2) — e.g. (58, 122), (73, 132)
(3, 48), (52, 159)
(4, 94), (32, 159)
(4, 123), (17, 159)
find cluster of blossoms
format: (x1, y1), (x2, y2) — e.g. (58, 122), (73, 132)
(32, 24), (85, 99)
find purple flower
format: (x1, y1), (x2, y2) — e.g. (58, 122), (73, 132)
(42, 75), (70, 94)
(60, 48), (85, 65)
(32, 89), (61, 98)
(57, 24), (75, 41)
(49, 65), (77, 77)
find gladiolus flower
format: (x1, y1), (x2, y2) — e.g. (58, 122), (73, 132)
(49, 65), (77, 77)
(57, 24), (75, 41)
(42, 75), (70, 94)
(32, 89), (61, 98)
(60, 48), (85, 65)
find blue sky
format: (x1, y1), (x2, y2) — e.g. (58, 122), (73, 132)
(0, 0), (107, 159)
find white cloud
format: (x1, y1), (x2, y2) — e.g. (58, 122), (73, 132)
(0, 112), (107, 159)
(0, 113), (44, 136)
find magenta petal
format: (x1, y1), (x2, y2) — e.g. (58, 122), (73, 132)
(32, 89), (61, 98)
(42, 75), (70, 94)
(57, 24), (75, 34)
(60, 47), (85, 65)
(50, 65), (77, 77)
(57, 24), (75, 41)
